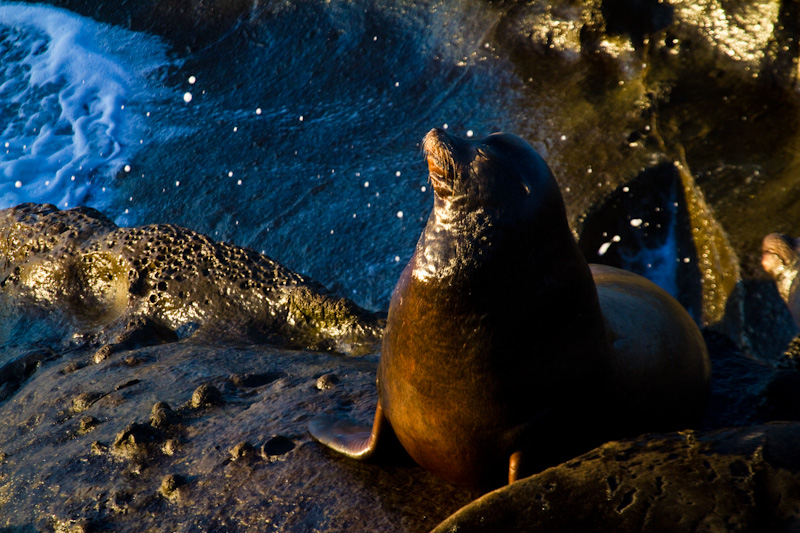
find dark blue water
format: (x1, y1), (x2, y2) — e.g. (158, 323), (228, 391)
(1, 1), (531, 311)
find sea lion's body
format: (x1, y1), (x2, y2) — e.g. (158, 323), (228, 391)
(310, 129), (710, 491)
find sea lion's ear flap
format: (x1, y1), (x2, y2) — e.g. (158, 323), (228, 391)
(309, 402), (390, 461)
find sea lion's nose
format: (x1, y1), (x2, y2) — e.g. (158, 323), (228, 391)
(423, 128), (449, 150)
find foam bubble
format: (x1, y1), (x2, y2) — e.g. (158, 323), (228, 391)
(0, 4), (174, 211)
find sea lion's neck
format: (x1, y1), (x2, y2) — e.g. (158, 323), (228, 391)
(411, 203), (554, 284)
(411, 207), (490, 283)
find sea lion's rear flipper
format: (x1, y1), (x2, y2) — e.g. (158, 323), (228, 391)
(309, 401), (390, 460)
(508, 450), (525, 484)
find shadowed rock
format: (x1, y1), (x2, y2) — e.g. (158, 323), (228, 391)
(434, 424), (800, 532)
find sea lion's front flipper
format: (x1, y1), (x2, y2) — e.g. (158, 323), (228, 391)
(309, 401), (389, 460)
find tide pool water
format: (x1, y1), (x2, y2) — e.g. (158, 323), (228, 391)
(0, 2), (174, 211)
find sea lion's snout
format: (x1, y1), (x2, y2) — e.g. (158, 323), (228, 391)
(423, 128), (457, 197)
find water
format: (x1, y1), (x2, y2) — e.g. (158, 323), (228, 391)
(0, 3), (175, 211)
(1, 0), (533, 311)
(0, 1), (708, 315)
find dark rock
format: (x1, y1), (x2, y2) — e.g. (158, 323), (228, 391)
(229, 441), (255, 460)
(433, 424), (800, 532)
(579, 162), (737, 325)
(71, 392), (104, 413)
(159, 473), (187, 497)
(79, 416), (100, 434)
(112, 422), (163, 461)
(149, 402), (176, 429)
(92, 345), (113, 364)
(190, 384), (224, 409)
(315, 373), (340, 390)
(162, 438), (181, 456)
(0, 348), (56, 402)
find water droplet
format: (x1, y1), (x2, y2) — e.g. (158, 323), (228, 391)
(188, 75), (197, 84)
(183, 92), (192, 103)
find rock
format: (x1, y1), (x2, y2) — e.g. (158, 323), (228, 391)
(433, 424), (800, 532)
(71, 392), (104, 413)
(0, 341), (475, 531)
(149, 402), (176, 429)
(229, 441), (255, 460)
(112, 422), (163, 461)
(79, 416), (100, 434)
(190, 384), (224, 409)
(159, 473), (188, 498)
(0, 348), (56, 401)
(0, 203), (383, 355)
(315, 373), (340, 390)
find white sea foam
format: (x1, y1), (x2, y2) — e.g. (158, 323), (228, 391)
(0, 3), (173, 210)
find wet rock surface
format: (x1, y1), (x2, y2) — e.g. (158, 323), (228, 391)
(1, 0), (800, 531)
(0, 203), (383, 355)
(434, 423), (800, 532)
(0, 341), (477, 531)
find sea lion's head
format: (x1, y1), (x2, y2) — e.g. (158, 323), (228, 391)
(412, 129), (574, 283)
(422, 128), (563, 226)
(762, 233), (800, 302)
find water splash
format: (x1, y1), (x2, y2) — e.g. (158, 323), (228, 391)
(0, 3), (174, 210)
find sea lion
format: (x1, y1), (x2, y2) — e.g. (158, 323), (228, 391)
(310, 129), (710, 490)
(762, 233), (800, 326)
